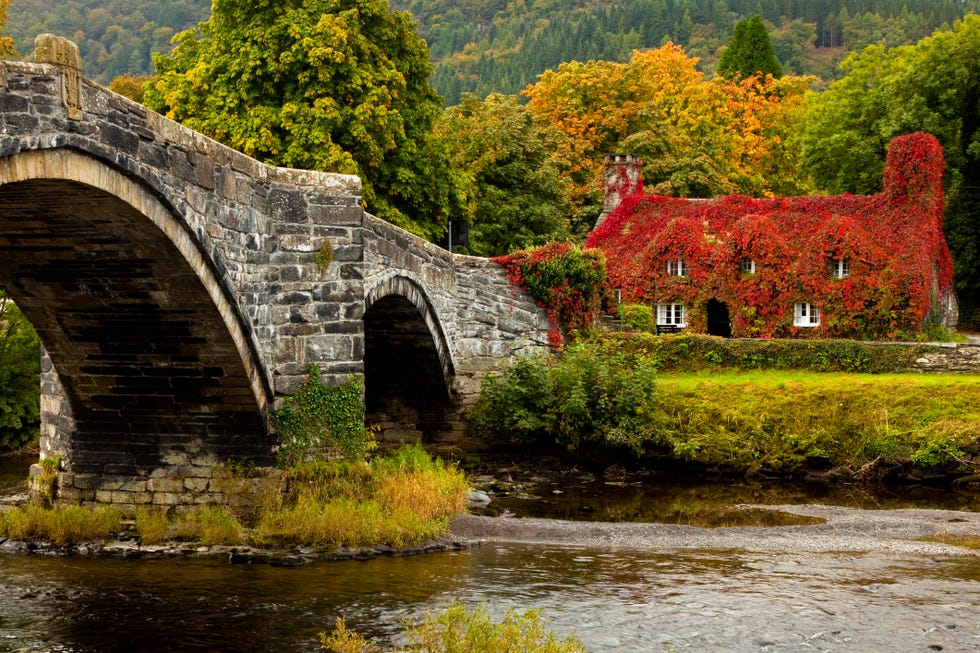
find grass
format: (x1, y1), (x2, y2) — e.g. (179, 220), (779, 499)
(0, 444), (469, 549)
(252, 445), (468, 548)
(652, 370), (980, 475)
(0, 504), (120, 545)
(321, 603), (586, 653)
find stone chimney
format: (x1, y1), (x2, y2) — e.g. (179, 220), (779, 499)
(595, 153), (641, 230)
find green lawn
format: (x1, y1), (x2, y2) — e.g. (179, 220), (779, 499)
(653, 370), (980, 475)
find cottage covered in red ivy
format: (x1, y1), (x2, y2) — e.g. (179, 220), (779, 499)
(586, 132), (958, 339)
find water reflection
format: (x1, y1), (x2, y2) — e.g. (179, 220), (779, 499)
(478, 471), (980, 524)
(1, 543), (979, 652)
(0, 454), (31, 496)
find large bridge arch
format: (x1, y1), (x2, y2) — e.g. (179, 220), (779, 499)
(0, 148), (275, 479)
(363, 275), (456, 442)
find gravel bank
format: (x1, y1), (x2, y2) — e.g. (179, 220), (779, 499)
(451, 504), (980, 556)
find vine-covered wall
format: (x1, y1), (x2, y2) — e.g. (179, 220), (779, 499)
(586, 132), (957, 339)
(494, 242), (607, 346)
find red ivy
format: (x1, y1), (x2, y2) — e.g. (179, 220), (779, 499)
(585, 133), (955, 339)
(494, 242), (607, 346)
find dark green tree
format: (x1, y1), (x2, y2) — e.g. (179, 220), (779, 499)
(0, 290), (40, 450)
(435, 94), (573, 256)
(144, 0), (466, 240)
(717, 15), (783, 79)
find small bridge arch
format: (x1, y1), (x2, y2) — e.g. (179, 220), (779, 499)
(364, 275), (456, 442)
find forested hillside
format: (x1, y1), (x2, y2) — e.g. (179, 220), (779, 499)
(5, 0), (208, 83)
(6, 1), (980, 99)
(389, 0), (980, 102)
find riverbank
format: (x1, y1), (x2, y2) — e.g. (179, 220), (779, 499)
(474, 335), (980, 479)
(3, 503), (977, 563)
(0, 529), (473, 564)
(451, 504), (980, 556)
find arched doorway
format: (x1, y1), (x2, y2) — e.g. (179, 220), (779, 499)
(363, 295), (453, 443)
(706, 298), (732, 337)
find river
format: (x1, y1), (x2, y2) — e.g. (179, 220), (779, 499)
(2, 455), (979, 652)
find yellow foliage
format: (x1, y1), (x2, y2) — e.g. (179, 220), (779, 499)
(524, 44), (813, 203)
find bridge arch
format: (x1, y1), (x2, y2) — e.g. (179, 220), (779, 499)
(0, 148), (274, 476)
(363, 275), (456, 441)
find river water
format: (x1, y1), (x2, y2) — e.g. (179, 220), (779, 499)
(2, 455), (979, 652)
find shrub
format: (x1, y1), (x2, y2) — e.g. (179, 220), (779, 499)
(494, 242), (606, 345)
(620, 303), (655, 332)
(606, 332), (944, 374)
(474, 340), (660, 455)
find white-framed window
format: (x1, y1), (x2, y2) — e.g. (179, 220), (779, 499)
(793, 302), (821, 327)
(740, 258), (756, 274)
(657, 303), (687, 327)
(667, 259), (688, 277)
(830, 258), (849, 278)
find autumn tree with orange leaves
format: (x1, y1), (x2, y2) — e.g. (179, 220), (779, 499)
(523, 44), (813, 225)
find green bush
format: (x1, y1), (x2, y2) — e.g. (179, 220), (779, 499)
(473, 341), (660, 455)
(473, 333), (980, 476)
(620, 303), (655, 332)
(606, 332), (944, 374)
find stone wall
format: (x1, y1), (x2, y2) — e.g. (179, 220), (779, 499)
(909, 342), (980, 372)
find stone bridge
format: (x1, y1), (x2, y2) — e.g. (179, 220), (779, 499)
(0, 36), (550, 506)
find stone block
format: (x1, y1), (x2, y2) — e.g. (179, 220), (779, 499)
(184, 477), (210, 492)
(94, 490), (114, 503)
(57, 486), (96, 503)
(110, 491), (137, 504)
(146, 477), (186, 494)
(132, 492), (154, 505)
(153, 492), (184, 506)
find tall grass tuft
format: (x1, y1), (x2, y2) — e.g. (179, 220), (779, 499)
(1, 444), (467, 550)
(134, 506), (170, 545)
(174, 505), (245, 546)
(254, 444), (468, 548)
(0, 504), (120, 545)
(321, 603), (586, 653)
